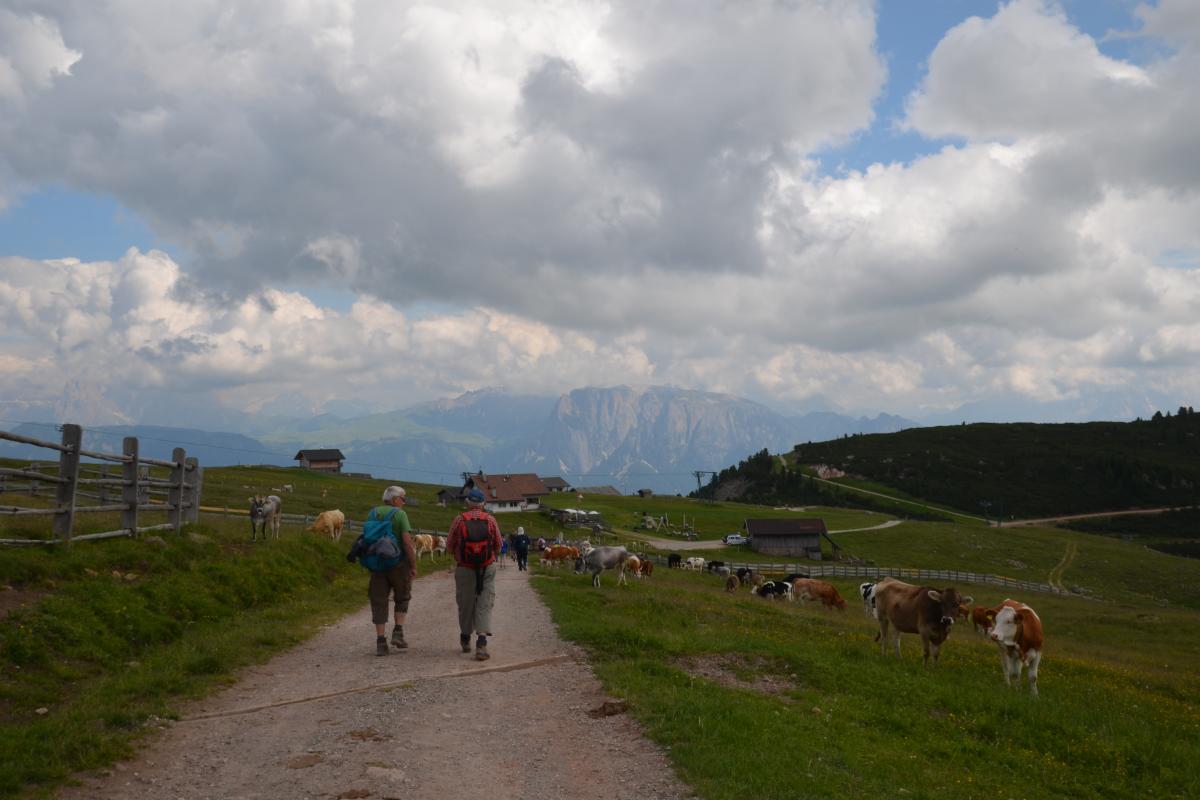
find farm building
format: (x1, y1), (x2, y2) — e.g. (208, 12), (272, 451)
(746, 518), (827, 560)
(462, 472), (549, 513)
(541, 476), (572, 492)
(293, 448), (345, 473)
(574, 485), (621, 496)
(436, 488), (462, 507)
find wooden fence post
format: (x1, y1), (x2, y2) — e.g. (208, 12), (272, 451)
(184, 457), (200, 524)
(53, 424), (82, 544)
(98, 465), (109, 506)
(168, 447), (186, 533)
(122, 437), (139, 537)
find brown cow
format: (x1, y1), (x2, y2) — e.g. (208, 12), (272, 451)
(874, 577), (973, 667)
(624, 555), (642, 579)
(791, 579), (847, 611)
(540, 545), (579, 568)
(725, 574), (739, 593)
(639, 559), (654, 578)
(989, 599), (1044, 696)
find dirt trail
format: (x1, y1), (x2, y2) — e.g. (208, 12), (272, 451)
(59, 565), (690, 800)
(1048, 542), (1079, 591)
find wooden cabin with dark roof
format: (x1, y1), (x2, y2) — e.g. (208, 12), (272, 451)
(745, 518), (827, 560)
(294, 448), (346, 473)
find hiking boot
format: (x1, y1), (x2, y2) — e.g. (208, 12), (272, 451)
(390, 627), (407, 650)
(474, 643), (490, 661)
(460, 636), (472, 654)
(376, 637), (389, 657)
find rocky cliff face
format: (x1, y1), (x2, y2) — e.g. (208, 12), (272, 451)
(510, 386), (802, 493)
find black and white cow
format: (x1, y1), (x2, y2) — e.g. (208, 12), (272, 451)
(705, 560), (727, 573)
(860, 582), (878, 619)
(754, 580), (794, 601)
(735, 566), (756, 587)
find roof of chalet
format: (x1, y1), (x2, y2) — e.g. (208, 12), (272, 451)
(541, 476), (571, 489)
(745, 518), (827, 537)
(467, 473), (549, 504)
(294, 449), (346, 461)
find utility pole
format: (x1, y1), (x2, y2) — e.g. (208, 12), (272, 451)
(693, 470), (716, 500)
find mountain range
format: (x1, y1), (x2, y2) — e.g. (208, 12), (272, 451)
(0, 385), (913, 494)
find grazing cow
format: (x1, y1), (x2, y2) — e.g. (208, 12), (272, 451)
(541, 545), (580, 568)
(639, 559), (654, 578)
(792, 579), (847, 611)
(705, 560), (727, 573)
(412, 533), (436, 561)
(874, 577), (973, 667)
(736, 566), (755, 584)
(684, 557), (706, 571)
(248, 495), (282, 541)
(281, 484), (294, 493)
(988, 600), (1044, 696)
(754, 580), (794, 601)
(624, 555), (642, 579)
(574, 546), (630, 587)
(860, 582), (878, 619)
(782, 572), (810, 583)
(725, 574), (739, 593)
(713, 565), (732, 578)
(307, 509), (345, 542)
(434, 535), (447, 556)
(668, 553), (682, 569)
(970, 605), (998, 634)
(750, 574), (766, 592)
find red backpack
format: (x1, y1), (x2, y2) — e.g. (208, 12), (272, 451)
(459, 515), (494, 568)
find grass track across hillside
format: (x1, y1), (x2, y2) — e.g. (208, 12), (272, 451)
(533, 567), (1200, 800)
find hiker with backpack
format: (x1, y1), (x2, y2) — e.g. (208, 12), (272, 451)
(446, 488), (503, 661)
(346, 485), (417, 656)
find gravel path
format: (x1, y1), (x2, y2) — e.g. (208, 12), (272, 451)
(59, 565), (691, 800)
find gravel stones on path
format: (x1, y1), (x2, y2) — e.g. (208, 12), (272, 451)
(58, 566), (690, 800)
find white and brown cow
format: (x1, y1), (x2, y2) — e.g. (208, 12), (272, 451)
(874, 577), (972, 667)
(988, 599), (1044, 696)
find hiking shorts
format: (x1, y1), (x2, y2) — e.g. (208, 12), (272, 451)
(368, 566), (412, 623)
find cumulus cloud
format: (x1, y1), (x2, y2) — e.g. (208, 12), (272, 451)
(1, 1), (1199, 420)
(0, 9), (80, 101)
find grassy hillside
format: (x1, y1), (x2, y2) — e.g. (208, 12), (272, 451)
(779, 411), (1200, 518)
(533, 566), (1200, 800)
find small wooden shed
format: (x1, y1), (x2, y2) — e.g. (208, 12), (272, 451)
(294, 448), (345, 473)
(746, 518), (826, 560)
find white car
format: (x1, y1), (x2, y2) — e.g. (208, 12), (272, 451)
(722, 533), (748, 545)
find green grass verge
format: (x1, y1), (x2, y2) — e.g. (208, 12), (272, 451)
(0, 517), (440, 799)
(532, 567), (1200, 800)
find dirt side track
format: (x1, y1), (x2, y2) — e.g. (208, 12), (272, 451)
(58, 567), (689, 800)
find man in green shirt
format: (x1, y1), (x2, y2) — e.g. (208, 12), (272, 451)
(368, 485), (417, 655)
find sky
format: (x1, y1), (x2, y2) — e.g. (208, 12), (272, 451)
(1, 0), (1198, 427)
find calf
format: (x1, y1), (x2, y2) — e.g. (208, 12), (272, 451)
(792, 579), (847, 611)
(874, 577), (972, 667)
(684, 557), (707, 571)
(970, 605), (998, 635)
(735, 566), (755, 586)
(639, 559), (654, 578)
(713, 565), (732, 578)
(434, 535), (447, 556)
(249, 495), (282, 541)
(306, 509), (345, 542)
(412, 533), (436, 561)
(667, 553), (682, 569)
(725, 574), (739, 593)
(859, 582), (878, 619)
(574, 546), (631, 587)
(989, 600), (1044, 696)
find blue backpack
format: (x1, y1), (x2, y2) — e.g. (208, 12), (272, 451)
(355, 508), (403, 572)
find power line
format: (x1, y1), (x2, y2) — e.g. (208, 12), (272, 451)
(0, 418), (718, 482)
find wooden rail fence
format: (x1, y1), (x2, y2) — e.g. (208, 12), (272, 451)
(639, 555), (1079, 597)
(0, 423), (203, 546)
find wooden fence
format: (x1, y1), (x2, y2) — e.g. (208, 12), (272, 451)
(0, 423), (202, 546)
(641, 555), (1078, 597)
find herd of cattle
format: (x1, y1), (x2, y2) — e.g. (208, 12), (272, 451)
(554, 544), (1044, 697)
(245, 500), (1042, 697)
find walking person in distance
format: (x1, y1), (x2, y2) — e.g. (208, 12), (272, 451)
(446, 488), (503, 660)
(512, 526), (531, 571)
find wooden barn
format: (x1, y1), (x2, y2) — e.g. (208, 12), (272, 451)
(541, 476), (572, 493)
(293, 448), (345, 474)
(746, 518), (827, 560)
